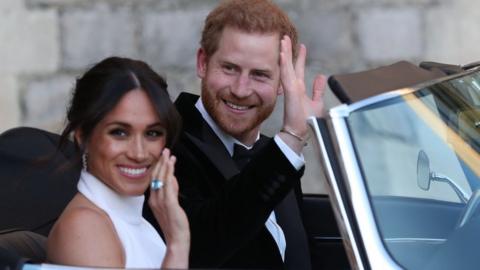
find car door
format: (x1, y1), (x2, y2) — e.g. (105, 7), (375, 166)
(312, 66), (480, 269)
(302, 192), (349, 269)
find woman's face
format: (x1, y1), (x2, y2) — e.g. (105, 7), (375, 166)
(85, 89), (166, 196)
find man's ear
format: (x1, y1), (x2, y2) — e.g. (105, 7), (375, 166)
(197, 48), (208, 79)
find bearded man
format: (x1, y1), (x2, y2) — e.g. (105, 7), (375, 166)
(145, 1), (326, 269)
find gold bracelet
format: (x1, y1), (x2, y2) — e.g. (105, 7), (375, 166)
(280, 127), (308, 144)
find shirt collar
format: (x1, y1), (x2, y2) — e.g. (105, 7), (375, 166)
(195, 97), (259, 156)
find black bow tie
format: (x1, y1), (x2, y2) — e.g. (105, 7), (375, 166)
(232, 143), (260, 170)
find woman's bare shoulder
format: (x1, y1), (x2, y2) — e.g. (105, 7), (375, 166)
(47, 194), (124, 267)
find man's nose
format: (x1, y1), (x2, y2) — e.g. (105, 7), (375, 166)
(231, 73), (252, 98)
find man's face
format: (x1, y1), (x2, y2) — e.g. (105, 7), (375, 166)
(197, 26), (281, 145)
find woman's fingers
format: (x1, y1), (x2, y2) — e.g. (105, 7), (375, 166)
(151, 153), (162, 182)
(158, 149), (169, 182)
(167, 156), (177, 188)
(163, 155), (177, 201)
(148, 150), (189, 253)
(150, 149), (180, 207)
(164, 155), (174, 185)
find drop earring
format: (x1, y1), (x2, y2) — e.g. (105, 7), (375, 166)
(82, 152), (88, 171)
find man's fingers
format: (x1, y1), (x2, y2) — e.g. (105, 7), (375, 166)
(312, 74), (327, 102)
(280, 36), (295, 90)
(281, 35), (293, 67)
(294, 44), (306, 81)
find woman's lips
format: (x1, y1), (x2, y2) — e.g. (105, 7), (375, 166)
(118, 166), (148, 178)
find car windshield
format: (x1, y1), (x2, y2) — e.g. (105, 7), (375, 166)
(347, 70), (480, 269)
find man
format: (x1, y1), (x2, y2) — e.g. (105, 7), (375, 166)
(146, 0), (325, 269)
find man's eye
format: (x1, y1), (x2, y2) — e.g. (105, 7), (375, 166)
(223, 65), (236, 73)
(109, 129), (127, 137)
(252, 71), (270, 80)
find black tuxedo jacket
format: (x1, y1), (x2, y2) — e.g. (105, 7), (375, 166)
(144, 93), (311, 269)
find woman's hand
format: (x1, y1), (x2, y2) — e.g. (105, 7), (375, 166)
(148, 148), (190, 269)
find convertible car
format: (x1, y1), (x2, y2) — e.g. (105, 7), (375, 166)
(1, 60), (479, 269)
(306, 60), (480, 269)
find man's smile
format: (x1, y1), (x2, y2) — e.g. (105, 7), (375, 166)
(223, 100), (254, 111)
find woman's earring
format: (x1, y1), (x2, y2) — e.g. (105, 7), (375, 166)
(82, 152), (88, 171)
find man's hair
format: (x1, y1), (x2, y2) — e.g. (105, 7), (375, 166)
(200, 0), (298, 59)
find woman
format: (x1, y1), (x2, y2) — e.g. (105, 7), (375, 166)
(47, 57), (189, 269)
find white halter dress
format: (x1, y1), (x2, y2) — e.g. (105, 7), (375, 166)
(77, 170), (166, 268)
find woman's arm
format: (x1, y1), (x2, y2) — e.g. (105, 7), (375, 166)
(149, 149), (190, 269)
(47, 200), (125, 267)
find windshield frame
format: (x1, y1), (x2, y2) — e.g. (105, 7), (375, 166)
(319, 66), (480, 269)
(335, 67), (480, 117)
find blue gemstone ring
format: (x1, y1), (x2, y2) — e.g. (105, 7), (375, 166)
(151, 179), (164, 190)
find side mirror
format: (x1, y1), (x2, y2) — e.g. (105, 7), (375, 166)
(417, 150), (431, 191)
(416, 150), (469, 203)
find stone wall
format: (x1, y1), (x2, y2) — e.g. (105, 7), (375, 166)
(1, 0), (478, 193)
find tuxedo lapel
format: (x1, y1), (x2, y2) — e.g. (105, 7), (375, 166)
(275, 191), (311, 270)
(184, 133), (239, 179)
(175, 93), (239, 179)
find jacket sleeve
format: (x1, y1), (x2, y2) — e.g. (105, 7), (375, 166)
(173, 138), (304, 267)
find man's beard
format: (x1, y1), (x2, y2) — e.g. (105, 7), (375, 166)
(201, 80), (275, 142)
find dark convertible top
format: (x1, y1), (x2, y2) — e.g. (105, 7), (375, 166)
(0, 127), (79, 236)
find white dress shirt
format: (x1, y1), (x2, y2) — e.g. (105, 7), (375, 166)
(195, 98), (305, 261)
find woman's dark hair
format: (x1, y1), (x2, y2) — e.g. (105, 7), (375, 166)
(59, 56), (181, 161)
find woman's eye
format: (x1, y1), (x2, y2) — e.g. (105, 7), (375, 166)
(109, 129), (127, 137)
(146, 129), (165, 138)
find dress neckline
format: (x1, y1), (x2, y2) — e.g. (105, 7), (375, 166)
(77, 170), (144, 224)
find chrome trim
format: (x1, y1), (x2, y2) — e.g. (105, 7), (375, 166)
(333, 89), (414, 117)
(458, 189), (480, 228)
(431, 172), (469, 203)
(385, 238), (446, 244)
(308, 117), (364, 270)
(329, 104), (351, 118)
(328, 113), (402, 270)
(23, 264), (42, 270)
(23, 264), (88, 270)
